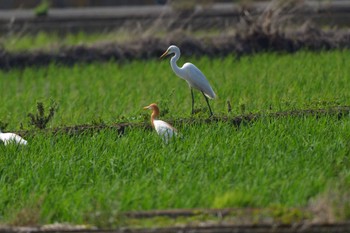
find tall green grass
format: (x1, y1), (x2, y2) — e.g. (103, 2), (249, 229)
(0, 50), (350, 226)
(1, 116), (350, 225)
(1, 31), (132, 51)
(0, 50), (349, 130)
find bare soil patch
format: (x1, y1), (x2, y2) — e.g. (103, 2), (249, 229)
(1, 217), (349, 233)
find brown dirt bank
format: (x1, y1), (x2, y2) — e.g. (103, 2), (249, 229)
(1, 25), (350, 70)
(14, 105), (350, 138)
(1, 222), (350, 233)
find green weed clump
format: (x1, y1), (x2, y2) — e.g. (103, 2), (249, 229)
(27, 102), (58, 129)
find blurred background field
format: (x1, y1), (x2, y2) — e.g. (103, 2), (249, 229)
(1, 0), (350, 229)
(1, 0), (350, 69)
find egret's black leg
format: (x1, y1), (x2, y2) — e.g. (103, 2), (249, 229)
(191, 88), (195, 115)
(201, 91), (213, 117)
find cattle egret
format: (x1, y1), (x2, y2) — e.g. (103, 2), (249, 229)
(144, 103), (177, 143)
(160, 45), (216, 116)
(0, 130), (27, 146)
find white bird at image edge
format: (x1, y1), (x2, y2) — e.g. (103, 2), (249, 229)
(0, 130), (27, 146)
(144, 103), (177, 143)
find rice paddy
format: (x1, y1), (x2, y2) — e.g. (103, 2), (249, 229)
(0, 49), (350, 226)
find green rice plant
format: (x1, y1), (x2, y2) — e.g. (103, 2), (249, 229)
(0, 116), (350, 226)
(1, 50), (349, 130)
(0, 50), (349, 226)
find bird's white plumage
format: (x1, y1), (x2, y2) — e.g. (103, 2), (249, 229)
(163, 45), (216, 99)
(0, 132), (27, 146)
(144, 103), (177, 143)
(182, 63), (216, 99)
(161, 45), (216, 116)
(153, 119), (177, 143)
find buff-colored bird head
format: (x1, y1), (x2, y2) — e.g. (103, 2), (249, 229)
(144, 103), (160, 116)
(144, 103), (161, 123)
(144, 103), (158, 110)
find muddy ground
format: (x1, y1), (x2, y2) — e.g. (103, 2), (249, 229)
(1, 222), (350, 233)
(15, 105), (350, 137)
(1, 207), (350, 233)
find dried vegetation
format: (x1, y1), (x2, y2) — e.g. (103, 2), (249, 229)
(0, 1), (349, 69)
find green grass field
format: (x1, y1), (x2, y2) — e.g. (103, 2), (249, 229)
(1, 50), (350, 226)
(1, 50), (349, 129)
(1, 31), (133, 51)
(1, 30), (221, 52)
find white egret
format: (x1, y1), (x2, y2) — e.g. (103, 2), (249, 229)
(160, 45), (216, 116)
(144, 103), (177, 143)
(0, 130), (27, 146)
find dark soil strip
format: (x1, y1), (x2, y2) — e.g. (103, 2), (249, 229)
(1, 26), (350, 70)
(168, 105), (350, 129)
(15, 106), (350, 137)
(123, 207), (276, 218)
(1, 222), (350, 233)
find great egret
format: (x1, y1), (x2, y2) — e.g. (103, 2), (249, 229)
(0, 130), (27, 146)
(144, 103), (177, 143)
(160, 45), (216, 116)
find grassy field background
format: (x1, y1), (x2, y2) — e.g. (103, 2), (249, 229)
(1, 49), (350, 226)
(1, 31), (135, 52)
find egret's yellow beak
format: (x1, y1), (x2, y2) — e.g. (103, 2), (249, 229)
(160, 50), (169, 59)
(143, 105), (151, 110)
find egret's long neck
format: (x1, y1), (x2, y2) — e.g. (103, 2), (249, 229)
(170, 52), (186, 79)
(151, 108), (160, 128)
